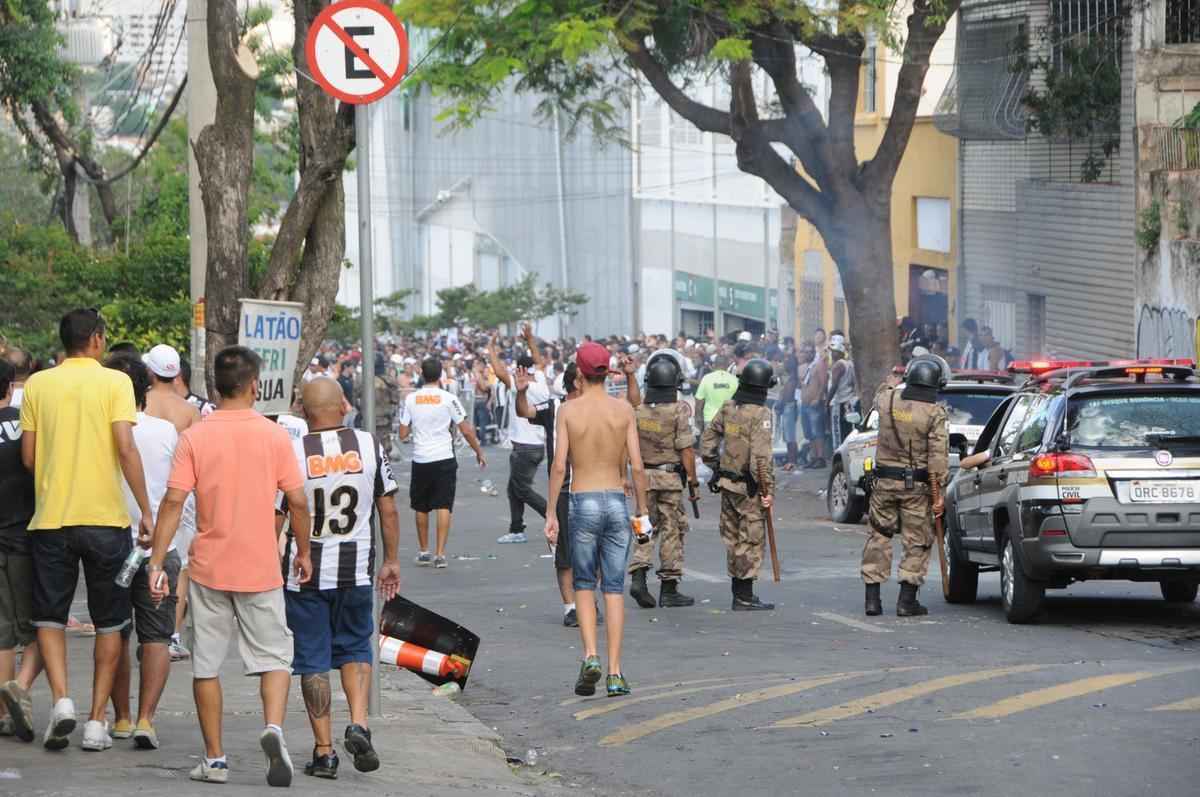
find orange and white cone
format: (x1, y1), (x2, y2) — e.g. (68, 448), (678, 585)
(379, 635), (468, 679)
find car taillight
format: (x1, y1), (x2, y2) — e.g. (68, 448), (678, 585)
(1028, 453), (1096, 479)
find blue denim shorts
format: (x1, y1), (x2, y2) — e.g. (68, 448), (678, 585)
(779, 403), (799, 444)
(568, 490), (631, 594)
(801, 404), (826, 440)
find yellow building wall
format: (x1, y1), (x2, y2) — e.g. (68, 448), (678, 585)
(791, 96), (959, 343)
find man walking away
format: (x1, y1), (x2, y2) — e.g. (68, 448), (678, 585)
(861, 356), (949, 617)
(142, 344), (200, 663)
(545, 343), (649, 698)
(694, 355), (737, 437)
(148, 346), (313, 787)
(0, 358), (43, 743)
(628, 356), (697, 610)
(105, 355), (179, 749)
(282, 378), (402, 779)
(489, 331), (551, 544)
(398, 358), (486, 568)
(701, 359), (778, 611)
(20, 308), (155, 752)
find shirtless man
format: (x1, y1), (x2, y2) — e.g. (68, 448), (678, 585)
(141, 344), (200, 662)
(545, 342), (648, 698)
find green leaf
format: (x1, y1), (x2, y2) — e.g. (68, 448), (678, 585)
(710, 37), (753, 63)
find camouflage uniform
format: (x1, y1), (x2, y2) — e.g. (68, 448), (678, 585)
(629, 402), (693, 582)
(375, 373), (399, 448)
(861, 383), (949, 586)
(701, 401), (775, 580)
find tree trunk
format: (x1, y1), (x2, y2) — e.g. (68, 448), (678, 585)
(289, 179), (346, 390)
(820, 199), (900, 411)
(193, 0), (257, 393)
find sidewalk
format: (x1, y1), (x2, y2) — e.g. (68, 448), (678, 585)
(2, 631), (554, 796)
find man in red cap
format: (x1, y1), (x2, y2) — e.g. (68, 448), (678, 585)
(545, 342), (649, 698)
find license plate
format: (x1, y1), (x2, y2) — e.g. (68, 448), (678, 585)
(1129, 480), (1200, 503)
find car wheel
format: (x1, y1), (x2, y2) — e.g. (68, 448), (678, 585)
(944, 522), (979, 604)
(999, 535), (1044, 624)
(1160, 581), (1199, 603)
(827, 459), (865, 524)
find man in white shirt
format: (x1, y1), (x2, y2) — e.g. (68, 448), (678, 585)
(398, 359), (486, 568)
(105, 355), (178, 750)
(488, 330), (551, 544)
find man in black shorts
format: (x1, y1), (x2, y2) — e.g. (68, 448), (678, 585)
(0, 358), (42, 742)
(398, 359), (486, 569)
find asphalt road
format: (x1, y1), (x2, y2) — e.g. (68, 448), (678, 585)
(395, 448), (1200, 797)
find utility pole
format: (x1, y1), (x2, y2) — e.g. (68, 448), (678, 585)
(186, 0), (217, 393)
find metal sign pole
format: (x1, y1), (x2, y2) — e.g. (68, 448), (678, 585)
(357, 102), (381, 717)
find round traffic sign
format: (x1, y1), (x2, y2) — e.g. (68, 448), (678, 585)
(306, 0), (409, 105)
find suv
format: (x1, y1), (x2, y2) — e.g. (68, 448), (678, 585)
(943, 359), (1200, 623)
(827, 371), (1016, 523)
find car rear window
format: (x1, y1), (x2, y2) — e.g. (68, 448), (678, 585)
(940, 391), (1009, 426)
(1068, 393), (1200, 448)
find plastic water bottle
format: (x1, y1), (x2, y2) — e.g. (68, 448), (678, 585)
(115, 547), (148, 588)
(481, 479), (494, 494)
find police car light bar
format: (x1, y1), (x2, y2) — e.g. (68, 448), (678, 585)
(1008, 360), (1097, 376)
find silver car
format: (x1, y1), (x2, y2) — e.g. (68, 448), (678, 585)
(826, 374), (1017, 523)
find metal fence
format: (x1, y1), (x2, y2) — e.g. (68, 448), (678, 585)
(1150, 126), (1200, 171)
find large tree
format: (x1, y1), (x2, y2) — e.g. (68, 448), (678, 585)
(398, 0), (959, 401)
(192, 0), (355, 389)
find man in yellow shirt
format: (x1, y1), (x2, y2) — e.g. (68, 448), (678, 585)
(19, 309), (154, 753)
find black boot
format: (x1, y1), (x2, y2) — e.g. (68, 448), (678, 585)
(658, 579), (694, 608)
(629, 569), (656, 609)
(864, 583), (882, 616)
(731, 578), (775, 611)
(896, 582), (929, 617)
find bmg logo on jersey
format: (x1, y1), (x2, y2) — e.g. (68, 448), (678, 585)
(306, 450), (364, 478)
(415, 394), (443, 405)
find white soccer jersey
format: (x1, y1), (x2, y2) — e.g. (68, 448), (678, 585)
(397, 387), (466, 463)
(281, 427), (398, 591)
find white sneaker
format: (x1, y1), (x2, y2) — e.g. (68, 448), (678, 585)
(81, 719), (112, 751)
(414, 551), (433, 566)
(496, 532), (528, 544)
(259, 726), (294, 787)
(190, 759), (230, 783)
(42, 697), (76, 750)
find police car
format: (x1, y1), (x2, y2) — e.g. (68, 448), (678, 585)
(827, 370), (1017, 523)
(942, 359), (1200, 623)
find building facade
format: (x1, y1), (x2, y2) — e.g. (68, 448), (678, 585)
(793, 13), (961, 345)
(631, 57), (828, 340)
(341, 40), (635, 339)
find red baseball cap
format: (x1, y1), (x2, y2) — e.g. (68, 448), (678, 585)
(575, 341), (610, 377)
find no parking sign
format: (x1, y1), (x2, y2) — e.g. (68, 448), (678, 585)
(306, 0), (409, 104)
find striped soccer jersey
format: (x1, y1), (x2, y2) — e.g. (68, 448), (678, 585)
(282, 426), (398, 591)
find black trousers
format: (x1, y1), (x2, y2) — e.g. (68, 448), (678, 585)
(508, 443), (547, 533)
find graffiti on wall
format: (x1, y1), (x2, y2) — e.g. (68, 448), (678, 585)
(1136, 305), (1197, 360)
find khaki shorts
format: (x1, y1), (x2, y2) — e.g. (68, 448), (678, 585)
(0, 549), (34, 650)
(186, 581), (293, 678)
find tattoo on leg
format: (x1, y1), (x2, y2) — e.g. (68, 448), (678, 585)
(301, 673), (332, 720)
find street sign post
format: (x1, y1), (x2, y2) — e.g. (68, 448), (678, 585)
(305, 0), (409, 716)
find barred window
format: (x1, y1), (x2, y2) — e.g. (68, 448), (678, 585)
(1166, 0), (1200, 43)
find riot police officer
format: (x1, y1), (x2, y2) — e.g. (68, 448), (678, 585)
(629, 355), (698, 609)
(700, 358), (776, 611)
(861, 355), (950, 617)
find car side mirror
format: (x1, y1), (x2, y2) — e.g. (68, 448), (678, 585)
(845, 410), (862, 427)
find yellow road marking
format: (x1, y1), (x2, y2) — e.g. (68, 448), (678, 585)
(574, 676), (796, 721)
(770, 665), (1045, 729)
(1150, 696), (1200, 712)
(599, 671), (869, 747)
(558, 674), (787, 707)
(953, 666), (1199, 720)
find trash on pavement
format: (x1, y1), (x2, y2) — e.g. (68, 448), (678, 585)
(432, 682), (462, 699)
(379, 595), (481, 690)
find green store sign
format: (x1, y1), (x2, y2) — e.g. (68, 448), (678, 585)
(674, 272), (715, 306)
(718, 280), (766, 318)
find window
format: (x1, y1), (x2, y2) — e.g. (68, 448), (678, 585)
(863, 44), (877, 113)
(995, 396), (1034, 458)
(916, 198), (952, 253)
(1167, 0), (1199, 43)
(1014, 396), (1052, 453)
(865, 409), (880, 431)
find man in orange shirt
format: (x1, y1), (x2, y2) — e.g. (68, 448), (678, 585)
(149, 347), (312, 787)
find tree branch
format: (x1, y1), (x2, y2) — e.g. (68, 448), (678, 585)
(623, 37), (730, 134)
(77, 76), (188, 187)
(824, 36), (864, 182)
(863, 0), (958, 189)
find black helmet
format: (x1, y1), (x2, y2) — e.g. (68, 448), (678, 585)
(905, 354), (949, 390)
(739, 358), (777, 389)
(645, 357), (681, 389)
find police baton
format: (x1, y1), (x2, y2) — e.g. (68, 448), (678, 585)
(687, 482), (701, 519)
(932, 482), (949, 599)
(757, 462), (781, 583)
